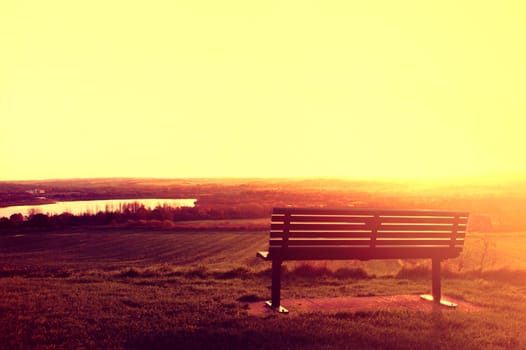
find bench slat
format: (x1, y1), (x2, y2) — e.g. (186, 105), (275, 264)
(271, 223), (369, 231)
(271, 223), (463, 231)
(272, 207), (469, 218)
(377, 231), (465, 238)
(267, 247), (463, 260)
(272, 215), (468, 224)
(270, 238), (462, 246)
(377, 216), (467, 224)
(273, 215), (376, 223)
(271, 231), (371, 238)
(270, 231), (465, 239)
(270, 239), (371, 246)
(379, 224), (459, 231)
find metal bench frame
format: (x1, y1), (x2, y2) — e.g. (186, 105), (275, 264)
(257, 207), (469, 313)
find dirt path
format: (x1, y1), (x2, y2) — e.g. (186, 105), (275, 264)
(247, 294), (483, 316)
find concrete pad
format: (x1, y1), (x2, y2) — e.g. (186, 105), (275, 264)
(246, 294), (482, 316)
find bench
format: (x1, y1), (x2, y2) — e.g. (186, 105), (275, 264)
(257, 207), (469, 313)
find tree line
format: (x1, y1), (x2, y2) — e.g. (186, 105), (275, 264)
(0, 202), (270, 231)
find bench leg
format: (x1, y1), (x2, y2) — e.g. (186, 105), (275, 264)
(432, 258), (441, 302)
(265, 260), (288, 313)
(420, 258), (457, 308)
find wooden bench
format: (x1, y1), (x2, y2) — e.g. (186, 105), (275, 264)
(257, 207), (469, 313)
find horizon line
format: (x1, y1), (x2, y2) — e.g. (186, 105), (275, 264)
(2, 172), (525, 184)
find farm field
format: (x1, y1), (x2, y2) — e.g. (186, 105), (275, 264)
(1, 229), (526, 349)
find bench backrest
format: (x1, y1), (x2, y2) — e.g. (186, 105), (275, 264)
(269, 208), (469, 261)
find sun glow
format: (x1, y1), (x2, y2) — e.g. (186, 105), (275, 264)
(1, 1), (525, 181)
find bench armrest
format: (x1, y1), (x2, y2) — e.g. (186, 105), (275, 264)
(256, 251), (270, 260)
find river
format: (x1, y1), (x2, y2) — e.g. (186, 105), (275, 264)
(0, 198), (196, 218)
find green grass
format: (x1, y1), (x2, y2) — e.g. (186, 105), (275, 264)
(0, 230), (525, 349)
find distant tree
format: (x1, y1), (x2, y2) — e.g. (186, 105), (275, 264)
(95, 212), (108, 225)
(57, 212), (75, 226)
(9, 213), (24, 225)
(0, 217), (10, 229)
(135, 206), (148, 220)
(28, 213), (49, 227)
(151, 206), (173, 221)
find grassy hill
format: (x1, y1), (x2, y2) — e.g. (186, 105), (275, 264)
(1, 229), (525, 349)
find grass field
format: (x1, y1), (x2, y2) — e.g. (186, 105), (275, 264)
(1, 229), (526, 349)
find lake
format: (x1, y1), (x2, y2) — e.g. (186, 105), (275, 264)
(0, 198), (196, 218)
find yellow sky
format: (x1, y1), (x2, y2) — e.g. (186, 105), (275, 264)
(1, 1), (525, 181)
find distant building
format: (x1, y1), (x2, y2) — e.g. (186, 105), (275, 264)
(26, 189), (46, 195)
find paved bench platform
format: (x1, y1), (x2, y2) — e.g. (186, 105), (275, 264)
(246, 294), (481, 316)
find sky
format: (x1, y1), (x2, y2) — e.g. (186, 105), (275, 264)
(1, 1), (525, 181)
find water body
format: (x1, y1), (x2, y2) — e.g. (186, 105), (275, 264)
(0, 198), (196, 218)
